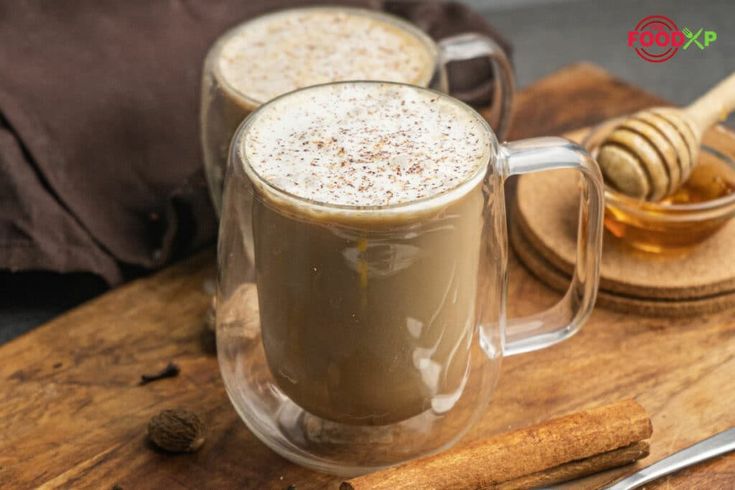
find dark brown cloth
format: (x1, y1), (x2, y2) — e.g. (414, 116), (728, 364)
(0, 0), (511, 285)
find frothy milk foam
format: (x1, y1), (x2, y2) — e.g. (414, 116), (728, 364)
(242, 83), (491, 207)
(217, 8), (435, 104)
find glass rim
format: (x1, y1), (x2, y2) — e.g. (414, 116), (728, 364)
(208, 5), (441, 109)
(232, 80), (497, 217)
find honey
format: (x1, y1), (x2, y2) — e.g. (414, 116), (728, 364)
(586, 122), (735, 253)
(663, 151), (735, 204)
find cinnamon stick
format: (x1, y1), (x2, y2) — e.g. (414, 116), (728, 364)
(341, 399), (652, 490)
(495, 441), (650, 490)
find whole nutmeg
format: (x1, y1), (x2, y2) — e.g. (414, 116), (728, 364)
(147, 408), (206, 453)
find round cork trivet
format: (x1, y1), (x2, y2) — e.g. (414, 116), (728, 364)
(512, 168), (735, 314)
(510, 216), (735, 316)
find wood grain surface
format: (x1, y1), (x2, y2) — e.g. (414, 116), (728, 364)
(2, 64), (734, 489)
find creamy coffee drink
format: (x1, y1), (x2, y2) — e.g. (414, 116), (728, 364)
(201, 7), (438, 215)
(240, 82), (491, 425)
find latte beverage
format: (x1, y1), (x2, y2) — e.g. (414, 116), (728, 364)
(240, 82), (491, 425)
(201, 7), (438, 215)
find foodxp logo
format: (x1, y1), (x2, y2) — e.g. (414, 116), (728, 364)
(628, 15), (717, 63)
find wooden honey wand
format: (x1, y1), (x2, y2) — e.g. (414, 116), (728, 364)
(598, 71), (735, 201)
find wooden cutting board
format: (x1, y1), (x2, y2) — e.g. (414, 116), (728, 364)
(2, 64), (734, 489)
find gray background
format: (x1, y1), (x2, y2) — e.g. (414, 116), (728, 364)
(2, 0), (734, 343)
(474, 0), (734, 114)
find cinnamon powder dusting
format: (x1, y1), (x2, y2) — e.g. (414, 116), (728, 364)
(218, 8), (435, 103)
(243, 83), (490, 207)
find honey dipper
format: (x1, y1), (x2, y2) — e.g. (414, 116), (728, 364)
(598, 72), (735, 201)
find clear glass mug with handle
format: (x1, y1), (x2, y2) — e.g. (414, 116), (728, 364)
(200, 5), (514, 216)
(217, 81), (603, 476)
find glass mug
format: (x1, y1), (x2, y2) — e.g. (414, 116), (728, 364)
(217, 82), (604, 476)
(200, 5), (514, 216)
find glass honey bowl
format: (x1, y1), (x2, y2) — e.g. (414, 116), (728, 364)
(583, 119), (735, 253)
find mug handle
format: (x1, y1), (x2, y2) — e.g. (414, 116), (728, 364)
(500, 137), (604, 356)
(438, 33), (514, 140)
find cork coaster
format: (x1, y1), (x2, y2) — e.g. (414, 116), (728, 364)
(510, 216), (735, 316)
(515, 163), (735, 301)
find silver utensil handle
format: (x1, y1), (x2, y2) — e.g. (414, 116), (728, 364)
(604, 428), (735, 490)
